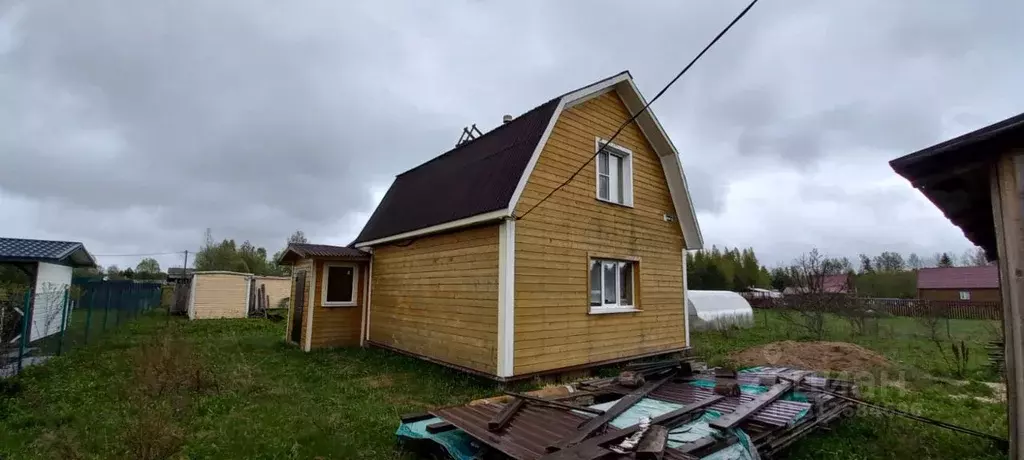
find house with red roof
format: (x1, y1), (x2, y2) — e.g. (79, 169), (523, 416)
(916, 266), (1000, 302)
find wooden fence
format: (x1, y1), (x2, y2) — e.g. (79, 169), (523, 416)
(748, 296), (1002, 321)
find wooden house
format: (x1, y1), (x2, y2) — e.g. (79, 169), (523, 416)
(277, 72), (703, 380)
(916, 266), (1000, 302)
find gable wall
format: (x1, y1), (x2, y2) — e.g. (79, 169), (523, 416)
(368, 224), (500, 374)
(511, 91), (687, 376)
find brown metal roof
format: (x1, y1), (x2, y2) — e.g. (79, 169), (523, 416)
(353, 98), (560, 245)
(649, 384), (810, 427)
(432, 402), (589, 460)
(277, 243), (369, 264)
(917, 265), (999, 289)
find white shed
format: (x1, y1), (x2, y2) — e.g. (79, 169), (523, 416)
(0, 237), (96, 341)
(686, 290), (754, 331)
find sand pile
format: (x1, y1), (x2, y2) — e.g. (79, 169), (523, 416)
(728, 341), (891, 373)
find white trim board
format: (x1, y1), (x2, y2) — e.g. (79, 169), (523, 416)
(683, 249), (690, 347)
(355, 209), (507, 248)
(304, 265), (315, 352)
(243, 275), (252, 317)
(360, 254), (373, 347)
(496, 218), (516, 378)
(506, 101), (566, 216)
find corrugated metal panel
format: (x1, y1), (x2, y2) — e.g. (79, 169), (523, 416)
(432, 402), (589, 460)
(649, 384), (810, 427)
(286, 243), (369, 260)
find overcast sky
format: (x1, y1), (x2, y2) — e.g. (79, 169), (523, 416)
(2, 0), (1022, 271)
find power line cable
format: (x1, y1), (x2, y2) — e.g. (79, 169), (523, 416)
(91, 251), (185, 257)
(515, 0), (761, 221)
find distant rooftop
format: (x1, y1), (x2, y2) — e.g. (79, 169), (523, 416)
(917, 266), (999, 290)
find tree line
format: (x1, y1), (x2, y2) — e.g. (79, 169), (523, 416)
(189, 228), (308, 276)
(686, 245), (990, 299)
(69, 229), (312, 282)
(686, 246), (771, 291)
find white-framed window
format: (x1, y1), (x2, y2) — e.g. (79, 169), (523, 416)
(322, 262), (358, 307)
(595, 138), (634, 207)
(589, 258), (637, 313)
(959, 291), (971, 301)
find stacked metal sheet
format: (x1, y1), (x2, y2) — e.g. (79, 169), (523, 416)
(399, 362), (857, 460)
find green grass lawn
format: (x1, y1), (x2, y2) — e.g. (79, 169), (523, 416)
(0, 310), (1010, 459)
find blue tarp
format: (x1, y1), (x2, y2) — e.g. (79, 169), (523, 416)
(395, 416), (481, 460)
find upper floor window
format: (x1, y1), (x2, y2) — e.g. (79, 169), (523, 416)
(596, 139), (633, 207)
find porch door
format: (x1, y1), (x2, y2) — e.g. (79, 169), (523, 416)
(291, 271), (306, 344)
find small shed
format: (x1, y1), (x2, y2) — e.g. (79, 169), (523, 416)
(0, 237), (96, 341)
(187, 271), (252, 320)
(686, 290), (754, 331)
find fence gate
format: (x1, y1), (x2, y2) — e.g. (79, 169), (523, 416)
(290, 271), (306, 344)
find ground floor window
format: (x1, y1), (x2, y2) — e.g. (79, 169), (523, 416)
(322, 263), (357, 306)
(959, 290), (971, 301)
(589, 258), (635, 312)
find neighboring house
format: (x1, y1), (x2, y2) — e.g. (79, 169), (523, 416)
(917, 266), (1000, 302)
(166, 267), (195, 283)
(278, 71), (703, 380)
(782, 274), (853, 295)
(0, 237), (96, 340)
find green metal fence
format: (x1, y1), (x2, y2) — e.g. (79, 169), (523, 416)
(1, 281), (162, 377)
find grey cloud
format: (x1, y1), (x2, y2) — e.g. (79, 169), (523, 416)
(1, 0), (1023, 269)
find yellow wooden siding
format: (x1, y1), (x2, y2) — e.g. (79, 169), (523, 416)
(254, 276), (291, 309)
(288, 259), (313, 345)
(192, 273), (248, 319)
(512, 91), (687, 375)
(309, 261), (365, 348)
(369, 225), (500, 374)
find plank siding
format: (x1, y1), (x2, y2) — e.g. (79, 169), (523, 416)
(512, 91), (687, 375)
(307, 261), (366, 348)
(369, 225), (500, 374)
(191, 273), (248, 319)
(288, 259), (314, 346)
(919, 287), (1001, 303)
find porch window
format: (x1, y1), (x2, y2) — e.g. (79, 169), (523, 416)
(322, 263), (358, 307)
(589, 258), (636, 313)
(596, 139), (633, 207)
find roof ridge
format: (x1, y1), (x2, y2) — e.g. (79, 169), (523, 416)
(396, 97), (561, 178)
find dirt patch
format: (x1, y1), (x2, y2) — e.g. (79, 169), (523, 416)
(728, 341), (892, 374)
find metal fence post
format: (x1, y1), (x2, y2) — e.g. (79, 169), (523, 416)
(84, 290), (95, 345)
(56, 288), (70, 356)
(116, 288), (123, 327)
(103, 287), (111, 332)
(17, 290), (32, 373)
